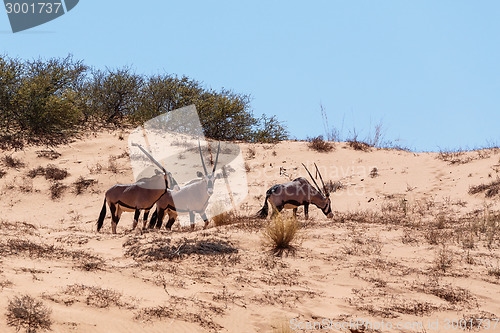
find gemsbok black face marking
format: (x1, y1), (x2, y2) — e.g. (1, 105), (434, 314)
(256, 163), (334, 220)
(96, 143), (177, 234)
(149, 141), (221, 231)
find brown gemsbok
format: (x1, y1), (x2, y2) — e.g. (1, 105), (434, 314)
(97, 144), (177, 234)
(149, 141), (221, 231)
(256, 163), (334, 219)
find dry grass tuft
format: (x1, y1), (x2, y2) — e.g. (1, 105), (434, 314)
(50, 182), (67, 199)
(63, 284), (125, 308)
(124, 234), (238, 262)
(262, 213), (300, 256)
(434, 246), (453, 273)
(469, 178), (500, 198)
(35, 149), (60, 160)
(6, 294), (52, 333)
(307, 135), (334, 152)
(73, 176), (97, 195)
(2, 155), (25, 168)
(347, 139), (370, 152)
(213, 210), (239, 227)
(27, 164), (68, 180)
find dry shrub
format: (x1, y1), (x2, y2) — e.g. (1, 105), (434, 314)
(307, 135), (334, 152)
(73, 176), (97, 195)
(434, 246), (453, 273)
(347, 139), (370, 151)
(62, 284), (124, 308)
(0, 169), (6, 178)
(50, 182), (67, 199)
(107, 156), (119, 173)
(0, 220), (37, 236)
(124, 234), (238, 262)
(370, 167), (379, 178)
(437, 150), (472, 164)
(262, 213), (300, 256)
(35, 150), (60, 160)
(6, 294), (52, 333)
(469, 178), (500, 198)
(2, 155), (25, 168)
(27, 165), (68, 180)
(213, 211), (238, 227)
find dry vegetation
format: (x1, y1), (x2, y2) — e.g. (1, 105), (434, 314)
(307, 135), (334, 152)
(6, 294), (52, 333)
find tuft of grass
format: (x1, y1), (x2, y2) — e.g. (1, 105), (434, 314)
(213, 211), (239, 227)
(35, 150), (60, 160)
(347, 139), (370, 151)
(370, 167), (379, 178)
(50, 182), (67, 200)
(262, 212), (300, 256)
(469, 178), (500, 198)
(27, 165), (68, 180)
(434, 245), (453, 273)
(307, 135), (334, 152)
(73, 176), (97, 195)
(6, 294), (52, 333)
(2, 155), (25, 168)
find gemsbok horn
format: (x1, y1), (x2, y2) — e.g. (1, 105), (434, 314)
(149, 141), (222, 231)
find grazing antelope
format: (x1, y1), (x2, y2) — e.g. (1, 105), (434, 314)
(97, 144), (177, 234)
(149, 141), (221, 231)
(256, 163), (334, 219)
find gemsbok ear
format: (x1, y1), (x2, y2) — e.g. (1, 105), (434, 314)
(196, 171), (204, 177)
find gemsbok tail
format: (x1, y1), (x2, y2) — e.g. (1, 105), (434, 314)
(97, 199), (107, 232)
(255, 190), (271, 219)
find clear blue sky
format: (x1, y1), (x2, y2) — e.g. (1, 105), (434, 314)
(2, 1), (499, 152)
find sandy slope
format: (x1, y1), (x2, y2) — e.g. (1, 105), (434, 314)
(0, 130), (499, 333)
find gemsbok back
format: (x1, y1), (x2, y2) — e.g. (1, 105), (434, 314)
(97, 144), (177, 234)
(149, 141), (221, 231)
(256, 163), (334, 219)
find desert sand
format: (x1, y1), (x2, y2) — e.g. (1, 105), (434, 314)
(0, 130), (499, 332)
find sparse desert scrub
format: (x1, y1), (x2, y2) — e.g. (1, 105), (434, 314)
(73, 176), (97, 194)
(134, 295), (224, 332)
(35, 149), (60, 160)
(262, 212), (300, 256)
(6, 294), (52, 333)
(0, 220), (37, 236)
(307, 135), (334, 152)
(347, 138), (371, 152)
(469, 178), (500, 198)
(434, 245), (454, 273)
(124, 234), (238, 262)
(27, 164), (68, 180)
(49, 181), (67, 199)
(1, 155), (25, 168)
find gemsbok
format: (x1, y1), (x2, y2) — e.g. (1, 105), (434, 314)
(97, 144), (177, 234)
(149, 141), (221, 231)
(256, 163), (334, 219)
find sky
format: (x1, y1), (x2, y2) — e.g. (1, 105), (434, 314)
(1, 1), (499, 152)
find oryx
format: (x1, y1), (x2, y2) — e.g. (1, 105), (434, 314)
(97, 144), (177, 234)
(256, 163), (334, 219)
(149, 141), (221, 231)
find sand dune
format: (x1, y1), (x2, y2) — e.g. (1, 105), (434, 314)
(0, 130), (499, 332)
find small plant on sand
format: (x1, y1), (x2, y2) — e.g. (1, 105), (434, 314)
(469, 178), (500, 198)
(262, 212), (300, 256)
(6, 294), (52, 333)
(307, 135), (334, 153)
(434, 245), (453, 273)
(2, 155), (25, 168)
(50, 182), (68, 200)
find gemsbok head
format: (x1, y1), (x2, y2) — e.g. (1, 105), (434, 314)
(256, 163), (334, 220)
(149, 141), (221, 231)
